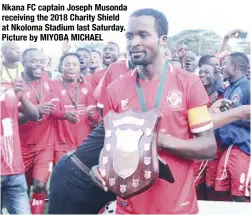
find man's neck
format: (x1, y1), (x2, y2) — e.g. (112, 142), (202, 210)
(229, 73), (245, 83)
(3, 60), (18, 69)
(23, 71), (39, 82)
(62, 76), (77, 84)
(205, 82), (215, 95)
(137, 56), (164, 80)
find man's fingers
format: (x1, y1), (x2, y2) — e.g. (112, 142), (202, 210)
(90, 166), (107, 191)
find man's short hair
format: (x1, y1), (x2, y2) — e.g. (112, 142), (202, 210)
(91, 50), (102, 58)
(22, 48), (39, 60)
(76, 48), (91, 55)
(59, 52), (81, 65)
(130, 8), (168, 37)
(230, 52), (249, 72)
(106, 42), (120, 51)
(198, 55), (216, 67)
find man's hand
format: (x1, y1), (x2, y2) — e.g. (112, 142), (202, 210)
(65, 112), (79, 124)
(37, 103), (55, 115)
(12, 78), (25, 101)
(87, 105), (100, 129)
(209, 99), (234, 113)
(225, 29), (244, 39)
(210, 91), (219, 104)
(87, 105), (100, 122)
(89, 165), (108, 191)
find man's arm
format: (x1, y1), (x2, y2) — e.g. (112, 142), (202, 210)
(158, 129), (216, 160)
(12, 79), (39, 124)
(209, 99), (250, 129)
(158, 77), (218, 161)
(19, 96), (40, 122)
(158, 104), (250, 160)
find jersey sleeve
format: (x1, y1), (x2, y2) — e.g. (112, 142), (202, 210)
(186, 78), (213, 134)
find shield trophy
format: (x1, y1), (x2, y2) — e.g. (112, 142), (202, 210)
(98, 108), (161, 199)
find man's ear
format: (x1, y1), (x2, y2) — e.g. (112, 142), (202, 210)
(159, 35), (168, 47)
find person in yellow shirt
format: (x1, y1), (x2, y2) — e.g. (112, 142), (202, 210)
(1, 42), (23, 81)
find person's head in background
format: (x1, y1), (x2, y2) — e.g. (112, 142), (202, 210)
(102, 42), (120, 68)
(183, 51), (198, 73)
(1, 42), (21, 66)
(162, 47), (172, 61)
(169, 59), (182, 68)
(222, 52), (249, 83)
(22, 48), (42, 80)
(199, 64), (218, 89)
(177, 42), (188, 63)
(199, 55), (222, 80)
(60, 52), (81, 83)
(89, 50), (102, 73)
(76, 48), (91, 74)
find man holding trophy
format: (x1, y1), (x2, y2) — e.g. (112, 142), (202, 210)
(91, 8), (217, 214)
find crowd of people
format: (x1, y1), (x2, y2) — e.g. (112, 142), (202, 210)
(0, 8), (250, 215)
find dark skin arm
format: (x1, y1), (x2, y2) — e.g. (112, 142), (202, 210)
(218, 29), (243, 54)
(209, 99), (250, 129)
(158, 129), (217, 160)
(18, 96), (40, 122)
(12, 79), (39, 124)
(158, 102), (251, 160)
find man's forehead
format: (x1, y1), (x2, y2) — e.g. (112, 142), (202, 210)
(91, 52), (101, 57)
(2, 41), (19, 50)
(201, 64), (214, 71)
(105, 43), (117, 49)
(127, 15), (156, 31)
(77, 50), (89, 54)
(26, 50), (41, 59)
(186, 51), (196, 58)
(63, 55), (79, 63)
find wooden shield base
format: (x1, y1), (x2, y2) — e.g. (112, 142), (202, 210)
(99, 109), (161, 199)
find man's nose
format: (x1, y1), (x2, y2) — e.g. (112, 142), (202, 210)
(130, 36), (141, 47)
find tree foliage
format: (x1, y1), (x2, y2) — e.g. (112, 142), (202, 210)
(167, 29), (223, 56)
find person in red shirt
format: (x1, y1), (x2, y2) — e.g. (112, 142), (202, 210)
(51, 52), (99, 163)
(1, 74), (39, 213)
(95, 59), (136, 116)
(18, 48), (58, 214)
(92, 42), (120, 88)
(91, 8), (217, 214)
